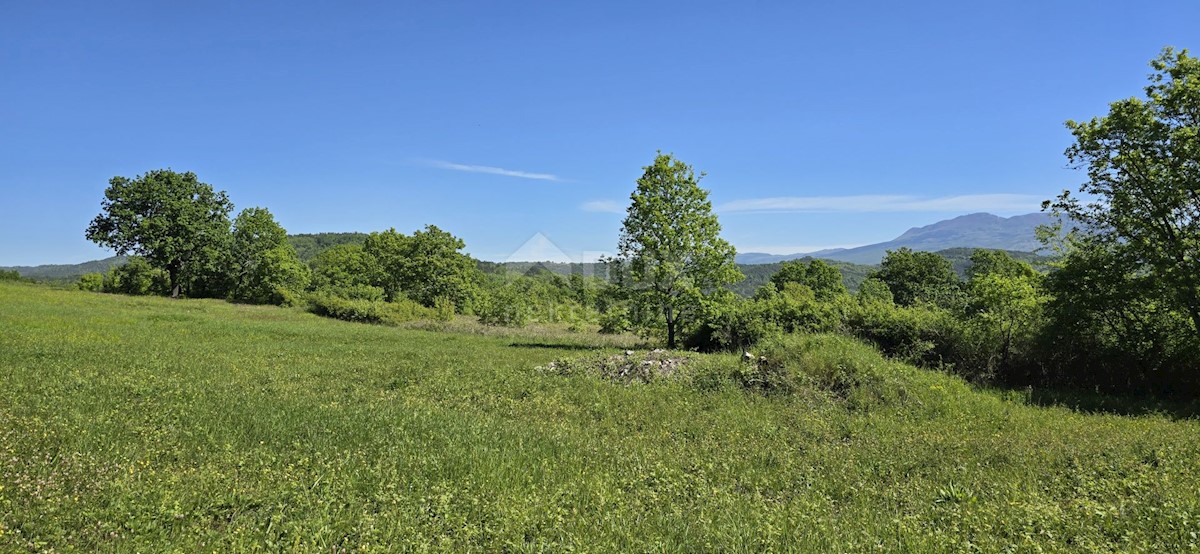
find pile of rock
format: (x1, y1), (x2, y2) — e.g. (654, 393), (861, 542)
(539, 349), (693, 385)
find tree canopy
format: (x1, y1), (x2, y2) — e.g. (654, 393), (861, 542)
(229, 207), (310, 305)
(871, 248), (960, 307)
(611, 152), (743, 348)
(85, 169), (233, 298)
(1046, 47), (1200, 339)
(360, 225), (481, 310)
(770, 259), (847, 299)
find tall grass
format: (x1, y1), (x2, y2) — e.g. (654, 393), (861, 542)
(2, 281), (1199, 551)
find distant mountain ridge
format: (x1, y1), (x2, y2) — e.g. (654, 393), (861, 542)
(737, 212), (1057, 265)
(0, 256), (128, 282)
(5, 213), (1058, 281)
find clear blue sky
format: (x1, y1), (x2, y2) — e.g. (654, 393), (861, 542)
(2, 1), (1198, 265)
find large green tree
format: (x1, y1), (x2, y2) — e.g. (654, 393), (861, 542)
(362, 225), (481, 309)
(770, 259), (847, 300)
(612, 153), (743, 348)
(85, 169), (233, 298)
(1047, 47), (1200, 340)
(871, 247), (960, 307)
(229, 207), (310, 305)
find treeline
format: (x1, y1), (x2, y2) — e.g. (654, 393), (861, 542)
(76, 170), (617, 330)
(684, 248), (1197, 397)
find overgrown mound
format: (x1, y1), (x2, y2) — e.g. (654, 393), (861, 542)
(542, 334), (968, 412)
(539, 349), (694, 384)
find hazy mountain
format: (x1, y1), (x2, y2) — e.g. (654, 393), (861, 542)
(737, 212), (1057, 265)
(9, 214), (1059, 282)
(0, 256), (127, 282)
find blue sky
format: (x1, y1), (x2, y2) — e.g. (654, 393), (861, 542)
(2, 1), (1198, 265)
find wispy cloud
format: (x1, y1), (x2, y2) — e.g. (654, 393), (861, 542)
(422, 159), (561, 182)
(736, 244), (866, 255)
(719, 194), (1044, 214)
(580, 200), (624, 214)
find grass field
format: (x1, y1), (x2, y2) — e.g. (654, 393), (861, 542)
(2, 281), (1199, 552)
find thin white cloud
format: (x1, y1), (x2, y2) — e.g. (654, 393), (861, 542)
(736, 244), (866, 255)
(423, 159), (561, 182)
(580, 200), (624, 214)
(719, 194), (1043, 214)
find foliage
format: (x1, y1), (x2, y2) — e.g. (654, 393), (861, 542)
(597, 306), (631, 334)
(856, 277), (894, 305)
(961, 250), (1047, 381)
(100, 256), (170, 296)
(610, 153), (743, 348)
(1047, 47), (1200, 340)
(845, 299), (963, 369)
(735, 258), (873, 297)
(287, 232), (368, 262)
(433, 296), (456, 322)
(85, 169), (234, 298)
(306, 291), (434, 325)
(1038, 238), (1200, 395)
(871, 247), (962, 308)
(314, 283), (385, 302)
(76, 272), (104, 292)
(475, 282), (534, 327)
(362, 226), (481, 310)
(769, 259), (847, 299)
(228, 208), (310, 305)
(309, 244), (377, 291)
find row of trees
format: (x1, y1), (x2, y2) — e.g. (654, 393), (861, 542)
(80, 170), (598, 327)
(84, 170), (309, 304)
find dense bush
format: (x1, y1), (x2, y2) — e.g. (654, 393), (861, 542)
(314, 283), (385, 302)
(306, 292), (434, 325)
(687, 283), (849, 352)
(751, 335), (911, 407)
(1036, 242), (1200, 396)
(77, 272), (105, 291)
(99, 256), (171, 296)
(475, 284), (534, 327)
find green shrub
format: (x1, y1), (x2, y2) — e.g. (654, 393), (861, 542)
(307, 292), (433, 325)
(77, 272), (105, 292)
(476, 286), (532, 327)
(752, 334), (913, 410)
(845, 300), (965, 370)
(598, 307), (631, 334)
(315, 283), (385, 302)
(433, 295), (456, 321)
(103, 257), (170, 296)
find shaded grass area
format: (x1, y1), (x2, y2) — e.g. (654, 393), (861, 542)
(2, 281), (1199, 551)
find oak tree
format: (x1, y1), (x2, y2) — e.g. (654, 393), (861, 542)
(86, 169), (233, 298)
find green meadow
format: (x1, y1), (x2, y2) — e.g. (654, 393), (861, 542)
(2, 281), (1199, 552)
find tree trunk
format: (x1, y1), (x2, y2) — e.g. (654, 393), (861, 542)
(1185, 296), (1200, 343)
(168, 263), (181, 299)
(665, 305), (676, 349)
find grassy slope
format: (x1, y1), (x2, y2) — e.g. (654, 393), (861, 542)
(1, 282), (1198, 552)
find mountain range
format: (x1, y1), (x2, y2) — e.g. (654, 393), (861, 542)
(736, 212), (1057, 265)
(3, 212), (1059, 281)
